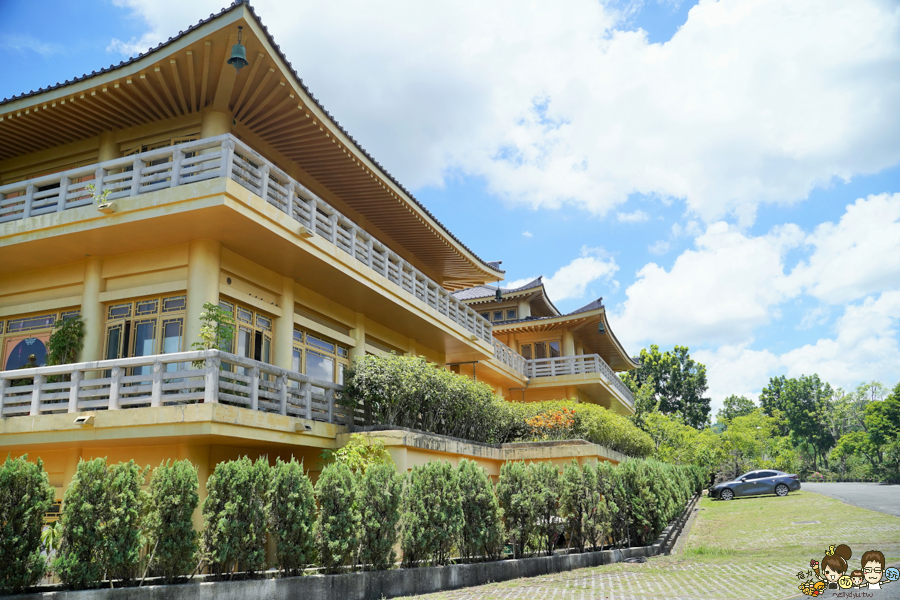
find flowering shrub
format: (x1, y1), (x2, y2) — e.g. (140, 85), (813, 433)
(526, 408), (576, 440)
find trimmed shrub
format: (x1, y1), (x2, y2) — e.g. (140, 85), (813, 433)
(559, 460), (588, 552)
(357, 463), (403, 571)
(54, 458), (110, 589)
(324, 433), (394, 473)
(529, 462), (561, 557)
(596, 461), (628, 547)
(457, 459), (503, 562)
(202, 457), (269, 578)
(400, 461), (463, 567)
(0, 456), (55, 594)
(580, 462), (609, 551)
(146, 460), (199, 582)
(104, 460), (147, 583)
(267, 458), (316, 577)
(496, 461), (532, 558)
(315, 462), (360, 573)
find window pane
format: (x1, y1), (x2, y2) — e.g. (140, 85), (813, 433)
(106, 324), (123, 360)
(132, 319), (156, 375)
(307, 350), (334, 382)
(135, 300), (159, 316)
(293, 330), (304, 344)
(338, 363), (347, 384)
(549, 341), (561, 358)
(535, 342), (547, 359)
(307, 334), (335, 354)
(237, 308), (253, 324)
(237, 328), (252, 359)
(257, 315), (272, 331)
(7, 314), (56, 333)
(162, 295), (186, 312)
(493, 311), (503, 321)
(161, 319), (182, 354)
(108, 304), (132, 320)
(521, 344), (532, 360)
(261, 335), (271, 364)
(292, 348), (302, 373)
(507, 309), (517, 320)
(481, 313), (490, 320)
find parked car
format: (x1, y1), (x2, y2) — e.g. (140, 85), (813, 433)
(709, 470), (801, 500)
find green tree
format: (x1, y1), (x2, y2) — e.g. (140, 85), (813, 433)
(146, 460), (199, 582)
(630, 378), (658, 428)
(191, 302), (236, 353)
(865, 383), (900, 480)
(457, 459), (503, 562)
(529, 462), (560, 557)
(621, 345), (711, 429)
(202, 457), (269, 578)
(0, 456), (55, 594)
(357, 462), (402, 571)
(47, 315), (85, 366)
(496, 461), (532, 558)
(559, 461), (590, 553)
(267, 458), (316, 576)
(104, 460), (147, 583)
(54, 458), (110, 589)
(323, 433), (394, 473)
(400, 461), (462, 567)
(314, 462), (360, 573)
(716, 395), (756, 424)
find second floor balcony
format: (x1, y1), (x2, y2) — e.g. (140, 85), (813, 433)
(525, 353), (634, 410)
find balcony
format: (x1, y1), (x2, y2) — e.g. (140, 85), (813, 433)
(525, 354), (634, 407)
(0, 134), (492, 346)
(0, 350), (349, 424)
(491, 338), (527, 378)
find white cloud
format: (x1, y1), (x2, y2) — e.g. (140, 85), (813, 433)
(615, 221), (802, 348)
(617, 210), (650, 223)
(3, 34), (62, 57)
(106, 0), (900, 224)
(648, 240), (670, 255)
(693, 343), (780, 416)
(543, 247), (619, 302)
(791, 193), (900, 304)
(522, 230), (533, 238)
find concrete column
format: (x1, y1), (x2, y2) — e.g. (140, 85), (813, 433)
(517, 299), (531, 319)
(185, 240), (222, 352)
(562, 329), (576, 357)
(406, 338), (417, 357)
(349, 312), (366, 363)
(200, 108), (232, 138)
(565, 385), (578, 402)
(274, 277), (295, 370)
(80, 258), (105, 363)
(98, 131), (117, 162)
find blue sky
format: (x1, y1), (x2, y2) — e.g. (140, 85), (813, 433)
(4, 0), (900, 414)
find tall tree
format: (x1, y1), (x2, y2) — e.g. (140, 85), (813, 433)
(771, 375), (835, 471)
(622, 345), (711, 429)
(716, 395), (756, 424)
(865, 382), (900, 478)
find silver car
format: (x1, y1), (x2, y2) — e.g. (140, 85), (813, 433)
(709, 469), (801, 500)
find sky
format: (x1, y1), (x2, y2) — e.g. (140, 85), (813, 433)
(3, 0), (900, 417)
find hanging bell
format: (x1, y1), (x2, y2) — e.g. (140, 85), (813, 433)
(495, 285), (503, 302)
(227, 26), (250, 72)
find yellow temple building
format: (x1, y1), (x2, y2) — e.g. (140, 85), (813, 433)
(0, 1), (637, 519)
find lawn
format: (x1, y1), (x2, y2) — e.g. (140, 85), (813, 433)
(395, 490), (900, 600)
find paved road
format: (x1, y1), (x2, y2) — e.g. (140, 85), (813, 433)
(802, 482), (900, 518)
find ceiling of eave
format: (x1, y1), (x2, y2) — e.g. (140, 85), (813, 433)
(0, 9), (498, 290)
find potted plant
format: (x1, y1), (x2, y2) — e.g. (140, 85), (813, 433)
(87, 183), (116, 214)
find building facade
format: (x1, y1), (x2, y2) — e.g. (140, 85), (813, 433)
(0, 2), (637, 521)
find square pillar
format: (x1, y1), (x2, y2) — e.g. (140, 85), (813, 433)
(185, 240), (221, 352)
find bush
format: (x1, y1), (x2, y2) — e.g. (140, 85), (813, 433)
(315, 462), (360, 573)
(146, 460), (199, 582)
(357, 463), (403, 570)
(597, 461), (628, 547)
(0, 456), (55, 594)
(559, 461), (589, 553)
(104, 460), (147, 583)
(54, 458), (110, 589)
(324, 433), (394, 473)
(400, 461), (462, 567)
(202, 457), (269, 578)
(457, 459), (503, 561)
(496, 461), (533, 558)
(529, 462), (561, 557)
(580, 462), (609, 551)
(267, 458), (316, 577)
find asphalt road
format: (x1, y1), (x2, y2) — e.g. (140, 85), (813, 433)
(803, 482), (900, 518)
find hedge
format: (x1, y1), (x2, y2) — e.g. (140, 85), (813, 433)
(2, 456), (702, 591)
(345, 354), (655, 457)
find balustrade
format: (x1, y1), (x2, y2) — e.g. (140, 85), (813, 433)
(525, 354), (634, 405)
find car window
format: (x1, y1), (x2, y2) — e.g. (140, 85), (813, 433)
(741, 472), (759, 480)
(759, 471), (777, 478)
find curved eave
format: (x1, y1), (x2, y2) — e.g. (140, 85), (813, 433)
(459, 283), (561, 318)
(0, 1), (502, 290)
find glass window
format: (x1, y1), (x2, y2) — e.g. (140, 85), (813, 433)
(131, 319), (157, 375)
(549, 341), (561, 358)
(105, 323), (124, 360)
(135, 300), (159, 316)
(236, 307), (253, 324)
(481, 313), (490, 320)
(257, 315), (272, 331)
(161, 319), (182, 354)
(307, 334), (335, 354)
(493, 311), (503, 321)
(521, 344), (532, 360)
(506, 309), (517, 320)
(108, 303), (132, 320)
(307, 350), (335, 382)
(7, 314), (56, 333)
(162, 295), (186, 313)
(534, 342), (547, 359)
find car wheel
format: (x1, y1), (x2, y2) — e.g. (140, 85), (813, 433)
(775, 484), (789, 497)
(720, 488), (734, 501)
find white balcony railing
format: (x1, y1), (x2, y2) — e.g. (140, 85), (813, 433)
(0, 350), (350, 424)
(492, 338), (527, 377)
(525, 354), (633, 405)
(0, 134), (493, 345)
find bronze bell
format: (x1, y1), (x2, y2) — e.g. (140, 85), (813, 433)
(228, 26), (250, 72)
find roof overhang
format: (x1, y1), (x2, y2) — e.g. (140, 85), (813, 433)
(0, 1), (502, 290)
(459, 282), (560, 318)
